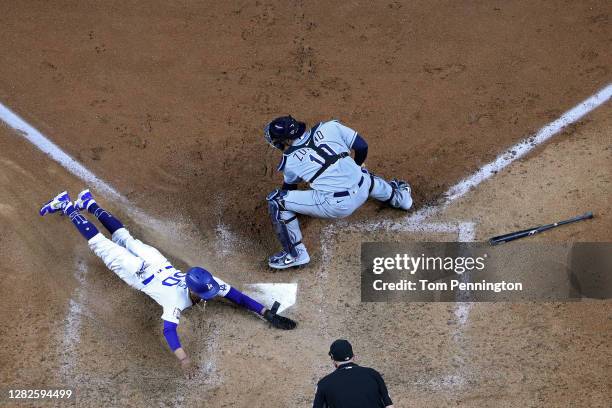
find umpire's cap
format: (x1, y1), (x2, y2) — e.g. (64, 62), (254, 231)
(185, 267), (220, 300)
(329, 339), (354, 362)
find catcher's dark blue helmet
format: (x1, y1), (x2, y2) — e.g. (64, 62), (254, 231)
(264, 115), (306, 150)
(185, 267), (220, 300)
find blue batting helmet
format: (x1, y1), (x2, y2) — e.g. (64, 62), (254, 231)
(185, 267), (220, 300)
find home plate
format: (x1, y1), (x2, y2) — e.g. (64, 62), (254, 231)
(243, 283), (297, 314)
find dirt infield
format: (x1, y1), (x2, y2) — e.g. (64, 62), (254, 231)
(1, 1), (610, 251)
(0, 1), (611, 407)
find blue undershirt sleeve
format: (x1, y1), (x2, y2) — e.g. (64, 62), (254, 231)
(224, 287), (265, 315)
(351, 134), (368, 166)
(282, 182), (298, 191)
(163, 320), (181, 351)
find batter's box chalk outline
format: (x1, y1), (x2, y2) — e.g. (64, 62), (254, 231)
(0, 82), (610, 313)
(321, 82), (611, 253)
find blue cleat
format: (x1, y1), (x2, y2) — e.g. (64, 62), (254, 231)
(39, 191), (71, 216)
(74, 189), (95, 211)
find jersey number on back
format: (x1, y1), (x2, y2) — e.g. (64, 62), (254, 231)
(304, 135), (336, 166)
(309, 143), (336, 166)
(162, 272), (186, 287)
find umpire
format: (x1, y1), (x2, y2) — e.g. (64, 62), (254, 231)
(313, 339), (394, 408)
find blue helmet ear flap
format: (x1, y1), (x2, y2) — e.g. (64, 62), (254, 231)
(185, 267), (220, 300)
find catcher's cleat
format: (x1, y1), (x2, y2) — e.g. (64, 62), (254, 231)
(389, 179), (413, 210)
(39, 191), (71, 216)
(268, 244), (310, 270)
(75, 189), (96, 211)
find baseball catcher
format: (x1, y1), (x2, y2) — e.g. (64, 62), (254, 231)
(40, 189), (296, 377)
(264, 116), (412, 269)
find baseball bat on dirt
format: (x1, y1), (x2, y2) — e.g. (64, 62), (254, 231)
(489, 212), (594, 245)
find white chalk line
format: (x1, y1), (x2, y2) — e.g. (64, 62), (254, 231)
(330, 81), (610, 292)
(0, 100), (298, 303)
(0, 103), (289, 281)
(339, 82), (612, 235)
(341, 82), (612, 241)
(3, 82), (610, 396)
(0, 104), (217, 404)
(0, 103), (124, 202)
(0, 102), (166, 388)
(0, 101), (293, 398)
(441, 83), (609, 389)
(0, 101), (218, 266)
(58, 256), (89, 382)
(444, 83), (612, 203)
(318, 83), (611, 392)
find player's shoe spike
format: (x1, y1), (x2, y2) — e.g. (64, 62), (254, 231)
(39, 191), (71, 216)
(75, 189), (95, 211)
(268, 244), (310, 270)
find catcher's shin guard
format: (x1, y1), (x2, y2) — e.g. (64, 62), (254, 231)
(267, 189), (301, 257)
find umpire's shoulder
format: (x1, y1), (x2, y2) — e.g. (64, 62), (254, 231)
(317, 370), (336, 387)
(362, 366), (384, 378)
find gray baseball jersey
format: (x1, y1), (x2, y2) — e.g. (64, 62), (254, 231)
(278, 120), (363, 193)
(266, 118), (413, 269)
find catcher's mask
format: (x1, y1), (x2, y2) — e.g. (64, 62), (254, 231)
(264, 115), (306, 151)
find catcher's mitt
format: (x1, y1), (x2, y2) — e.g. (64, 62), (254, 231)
(263, 302), (297, 330)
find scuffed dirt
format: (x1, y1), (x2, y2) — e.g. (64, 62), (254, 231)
(0, 1), (611, 407)
(0, 0), (610, 255)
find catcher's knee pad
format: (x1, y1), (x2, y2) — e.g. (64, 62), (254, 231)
(267, 189), (300, 257)
(362, 169), (376, 194)
(363, 170), (393, 203)
(266, 189), (287, 214)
